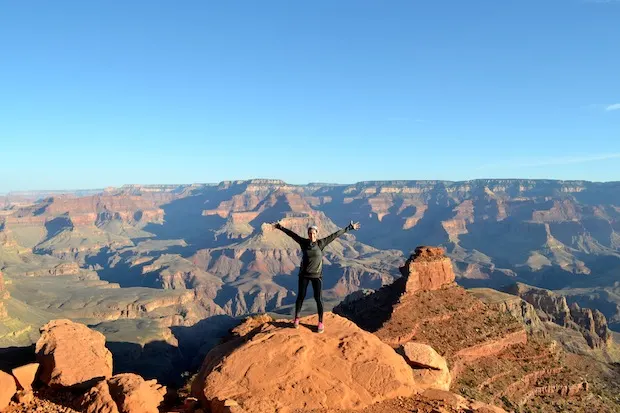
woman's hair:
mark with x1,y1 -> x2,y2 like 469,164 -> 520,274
308,225 -> 318,232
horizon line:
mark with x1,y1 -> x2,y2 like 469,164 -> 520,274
2,177 -> 620,195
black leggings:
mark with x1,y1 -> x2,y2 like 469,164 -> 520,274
295,277 -> 324,323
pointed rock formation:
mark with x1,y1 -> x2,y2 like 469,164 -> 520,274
36,319 -> 113,388
191,313 -> 418,412
399,247 -> 456,294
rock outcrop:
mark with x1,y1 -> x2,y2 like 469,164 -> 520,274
505,283 -> 572,325
36,319 -> 113,388
0,370 -> 17,412
569,303 -> 613,348
81,380 -> 119,413
399,246 -> 456,293
228,313 -> 273,339
191,313 -> 418,412
505,283 -> 613,348
399,342 -> 451,391
11,363 -> 39,392
107,374 -> 166,413
334,247 -> 605,410
80,374 -> 167,413
335,248 -> 524,355
470,288 -> 546,334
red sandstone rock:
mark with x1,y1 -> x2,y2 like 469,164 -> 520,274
400,342 -> 451,391
191,313 -> 418,412
412,246 -> 446,262
400,247 -> 456,293
11,363 -> 39,391
229,314 -> 273,339
0,370 -> 17,412
107,373 -> 166,413
401,342 -> 446,370
80,380 -> 120,413
36,319 -> 113,388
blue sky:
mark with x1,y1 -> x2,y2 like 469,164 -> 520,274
1,0 -> 619,192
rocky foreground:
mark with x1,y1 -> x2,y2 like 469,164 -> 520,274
1,318 -> 166,413
0,314 -> 506,413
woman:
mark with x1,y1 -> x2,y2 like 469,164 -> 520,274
272,220 -> 361,333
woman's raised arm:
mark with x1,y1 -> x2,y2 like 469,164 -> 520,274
272,221 -> 305,244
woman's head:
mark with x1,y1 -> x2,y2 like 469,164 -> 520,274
308,225 -> 318,242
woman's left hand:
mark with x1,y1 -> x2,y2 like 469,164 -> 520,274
350,220 -> 361,230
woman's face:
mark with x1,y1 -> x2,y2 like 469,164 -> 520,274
308,228 -> 318,242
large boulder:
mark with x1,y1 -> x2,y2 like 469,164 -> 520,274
12,363 -> 39,391
400,342 -> 451,391
81,380 -> 119,413
0,369 -> 17,412
107,373 -> 166,413
191,313 -> 418,412
35,319 -> 113,388
80,373 -> 166,413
